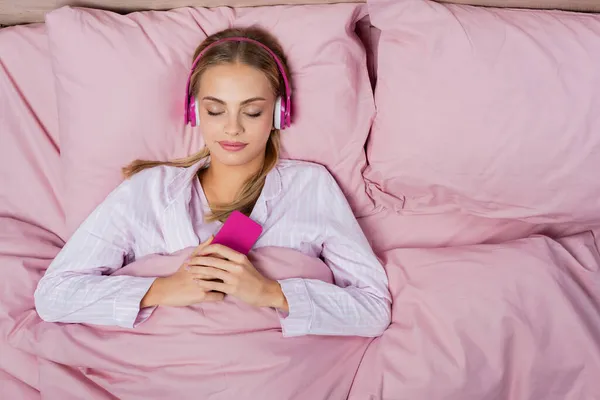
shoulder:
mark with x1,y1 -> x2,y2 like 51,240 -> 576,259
275,159 -> 343,202
276,159 -> 335,186
115,163 -> 191,209
123,164 -> 182,192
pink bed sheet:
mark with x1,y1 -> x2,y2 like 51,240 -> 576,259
348,231 -> 600,399
2,17 -> 600,400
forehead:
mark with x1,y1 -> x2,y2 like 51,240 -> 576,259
198,63 -> 274,100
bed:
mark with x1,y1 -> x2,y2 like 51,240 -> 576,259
1,0 -> 600,399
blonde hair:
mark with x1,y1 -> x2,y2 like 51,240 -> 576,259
122,27 -> 292,222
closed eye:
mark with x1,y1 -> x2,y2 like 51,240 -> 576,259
207,111 -> 224,116
246,112 -> 262,118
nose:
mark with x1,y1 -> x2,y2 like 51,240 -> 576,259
224,113 -> 244,136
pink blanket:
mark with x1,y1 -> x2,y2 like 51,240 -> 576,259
13,247 -> 371,399
0,220 -> 59,398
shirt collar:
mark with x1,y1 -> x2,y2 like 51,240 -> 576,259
165,157 -> 282,205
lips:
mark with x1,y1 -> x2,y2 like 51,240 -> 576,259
218,141 -> 248,152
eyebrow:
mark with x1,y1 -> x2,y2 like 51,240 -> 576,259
202,96 -> 267,106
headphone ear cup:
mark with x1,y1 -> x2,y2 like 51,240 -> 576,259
273,96 -> 282,130
194,99 -> 201,127
188,97 -> 196,126
189,97 -> 200,127
284,97 -> 291,128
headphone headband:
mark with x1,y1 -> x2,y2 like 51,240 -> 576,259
184,36 -> 292,129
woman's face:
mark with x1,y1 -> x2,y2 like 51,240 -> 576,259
197,63 -> 276,168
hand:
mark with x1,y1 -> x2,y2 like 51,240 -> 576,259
186,244 -> 289,311
141,237 -> 225,308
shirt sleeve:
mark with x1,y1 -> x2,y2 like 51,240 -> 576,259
34,177 -> 157,328
277,169 -> 392,337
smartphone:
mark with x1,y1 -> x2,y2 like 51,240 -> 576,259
211,210 -> 263,255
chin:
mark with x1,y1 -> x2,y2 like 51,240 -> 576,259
212,150 -> 255,167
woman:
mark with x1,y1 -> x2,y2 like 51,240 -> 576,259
34,27 -> 391,338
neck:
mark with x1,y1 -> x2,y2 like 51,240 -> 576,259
201,155 -> 265,204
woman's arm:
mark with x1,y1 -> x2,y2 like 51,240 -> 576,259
34,177 -> 157,328
277,169 -> 392,337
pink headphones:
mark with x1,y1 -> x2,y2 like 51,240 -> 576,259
184,37 -> 292,130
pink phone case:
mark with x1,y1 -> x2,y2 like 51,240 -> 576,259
211,211 -> 263,255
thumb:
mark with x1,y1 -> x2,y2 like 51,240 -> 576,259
192,235 -> 213,256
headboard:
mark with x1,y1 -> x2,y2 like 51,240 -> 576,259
1,0 -> 598,25
0,0 -> 357,25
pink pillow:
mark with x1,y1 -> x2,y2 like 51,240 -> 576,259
365,0 -> 600,224
46,5 -> 375,234
355,16 -> 381,89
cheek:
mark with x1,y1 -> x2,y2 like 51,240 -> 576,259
248,121 -> 273,145
250,113 -> 274,134
199,116 -> 221,133
199,122 -> 220,149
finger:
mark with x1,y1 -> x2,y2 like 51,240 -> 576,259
186,266 -> 231,282
198,244 -> 247,264
194,278 -> 231,294
190,235 -> 214,258
187,256 -> 242,273
203,291 -> 225,302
